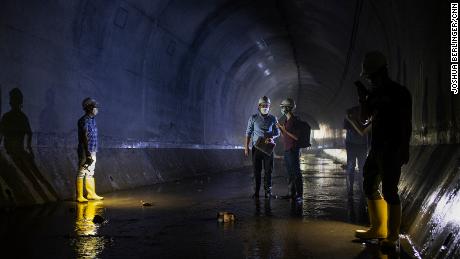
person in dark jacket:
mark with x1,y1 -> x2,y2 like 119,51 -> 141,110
350,51 -> 412,248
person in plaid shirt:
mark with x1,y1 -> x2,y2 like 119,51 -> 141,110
76,97 -> 103,202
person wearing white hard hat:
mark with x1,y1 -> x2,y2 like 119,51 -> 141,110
245,96 -> 280,199
350,51 -> 412,249
76,97 -> 104,202
275,98 -> 303,204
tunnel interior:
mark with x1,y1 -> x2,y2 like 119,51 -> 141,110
1,0 -> 454,147
0,0 -> 459,258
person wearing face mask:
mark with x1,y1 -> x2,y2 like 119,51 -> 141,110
351,51 -> 412,249
275,98 -> 303,204
76,97 -> 104,202
245,96 -> 280,199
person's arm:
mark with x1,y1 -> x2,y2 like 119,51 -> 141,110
355,81 -> 372,120
79,118 -> 93,163
281,125 -> 298,140
284,128 -> 298,141
244,116 -> 254,156
276,122 -> 298,141
346,114 -> 371,136
271,117 -> 280,140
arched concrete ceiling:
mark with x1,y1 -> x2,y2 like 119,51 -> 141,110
0,0 -> 454,146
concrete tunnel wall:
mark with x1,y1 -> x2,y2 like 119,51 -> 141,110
0,0 -> 459,257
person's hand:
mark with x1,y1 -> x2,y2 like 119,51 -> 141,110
85,156 -> 94,167
276,123 -> 285,132
244,146 -> 249,157
264,137 -> 274,144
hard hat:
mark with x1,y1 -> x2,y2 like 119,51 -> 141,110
258,96 -> 271,105
82,97 -> 98,110
361,51 -> 387,76
280,98 -> 296,109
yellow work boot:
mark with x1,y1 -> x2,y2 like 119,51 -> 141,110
355,198 -> 388,239
381,203 -> 401,247
76,178 -> 88,203
85,177 -> 104,200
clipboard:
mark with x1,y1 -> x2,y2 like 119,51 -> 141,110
254,137 -> 276,156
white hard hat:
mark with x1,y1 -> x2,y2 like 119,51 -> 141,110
280,98 -> 296,109
258,96 -> 271,105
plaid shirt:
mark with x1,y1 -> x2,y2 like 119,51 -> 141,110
78,114 -> 98,153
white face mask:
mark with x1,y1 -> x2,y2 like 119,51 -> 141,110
92,107 -> 98,116
260,107 -> 269,115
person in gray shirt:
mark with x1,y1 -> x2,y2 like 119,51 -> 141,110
244,96 -> 280,199
343,105 -> 369,196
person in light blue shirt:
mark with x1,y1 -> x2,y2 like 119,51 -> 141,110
244,96 -> 280,199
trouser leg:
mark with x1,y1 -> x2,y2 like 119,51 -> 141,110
356,144 -> 368,193
263,152 -> 274,193
346,144 -> 357,195
77,149 -> 88,179
380,150 -> 403,245
284,151 -> 295,197
381,152 -> 401,205
292,148 -> 302,198
252,148 -> 262,195
76,150 -> 89,202
362,151 -> 383,200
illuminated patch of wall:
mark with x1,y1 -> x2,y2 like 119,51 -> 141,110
311,123 -> 344,148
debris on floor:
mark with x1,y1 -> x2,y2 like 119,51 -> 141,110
217,211 -> 235,223
141,200 -> 153,206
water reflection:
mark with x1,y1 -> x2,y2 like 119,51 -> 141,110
246,199 -> 276,258
74,201 -> 106,259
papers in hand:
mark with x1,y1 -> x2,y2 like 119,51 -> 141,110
254,137 -> 276,156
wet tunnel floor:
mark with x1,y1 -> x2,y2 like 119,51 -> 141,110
0,152 -> 408,258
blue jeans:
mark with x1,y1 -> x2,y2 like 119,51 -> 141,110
284,148 -> 302,198
345,143 -> 367,194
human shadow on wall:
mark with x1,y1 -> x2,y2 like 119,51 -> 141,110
0,88 -> 59,204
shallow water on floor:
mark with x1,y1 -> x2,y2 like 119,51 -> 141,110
0,151 -> 410,258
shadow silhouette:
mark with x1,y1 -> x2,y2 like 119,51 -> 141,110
0,88 -> 59,204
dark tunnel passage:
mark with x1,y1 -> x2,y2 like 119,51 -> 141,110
0,0 -> 459,258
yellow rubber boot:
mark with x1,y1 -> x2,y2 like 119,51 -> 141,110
85,177 -> 104,200
381,203 -> 401,247
76,178 -> 88,203
355,198 -> 388,239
